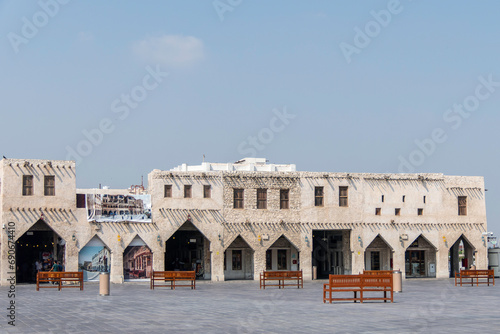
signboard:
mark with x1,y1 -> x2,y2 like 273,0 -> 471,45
85,193 -> 151,223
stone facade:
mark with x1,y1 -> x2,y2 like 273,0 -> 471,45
0,157 -> 489,285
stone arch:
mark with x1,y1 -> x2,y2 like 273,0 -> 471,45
123,235 -> 153,280
365,234 -> 394,271
78,235 -> 111,281
15,219 -> 66,283
164,220 -> 211,279
405,234 -> 437,278
449,234 -> 476,277
265,234 -> 300,271
224,234 -> 255,280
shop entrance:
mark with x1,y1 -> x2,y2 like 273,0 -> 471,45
165,221 -> 209,279
312,230 -> 345,278
406,250 -> 425,276
15,219 -> 65,283
365,235 -> 393,271
405,235 -> 437,278
266,235 -> 300,271
224,235 -> 254,280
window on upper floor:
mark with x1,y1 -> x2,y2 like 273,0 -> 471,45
257,189 -> 267,209
280,189 -> 290,209
402,195 -> 406,203
203,185 -> 211,198
76,194 -> 86,208
315,187 -> 324,207
339,186 -> 348,207
184,185 -> 192,198
44,175 -> 55,196
382,195 -> 385,202
458,196 -> 467,216
164,185 -> 172,198
22,175 -> 33,196
423,196 -> 426,204
234,189 -> 244,209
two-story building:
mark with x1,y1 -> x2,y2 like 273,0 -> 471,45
0,157 -> 488,285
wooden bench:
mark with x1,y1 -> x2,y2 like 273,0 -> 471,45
323,274 -> 393,303
259,270 -> 303,289
455,269 -> 495,287
36,272 -> 84,291
150,271 -> 196,290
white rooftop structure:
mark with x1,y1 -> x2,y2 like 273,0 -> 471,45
170,158 -> 296,172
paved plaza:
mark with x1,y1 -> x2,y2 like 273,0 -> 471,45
1,279 -> 499,334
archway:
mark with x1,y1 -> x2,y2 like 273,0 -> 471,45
165,221 -> 211,279
266,235 -> 300,271
405,235 -> 437,278
365,235 -> 393,271
15,219 -> 65,283
312,230 -> 349,278
123,235 -> 152,280
78,235 -> 111,281
449,235 -> 475,277
224,235 -> 254,280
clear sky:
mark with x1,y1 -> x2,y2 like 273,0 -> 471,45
1,1 -> 499,237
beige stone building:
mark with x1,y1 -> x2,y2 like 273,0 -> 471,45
0,157 -> 489,285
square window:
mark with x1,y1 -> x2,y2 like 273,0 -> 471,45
22,175 -> 33,196
234,189 -> 244,209
44,175 -> 55,196
395,208 -> 401,216
203,185 -> 211,198
339,186 -> 348,207
418,208 -> 423,216
184,185 -> 192,198
280,189 -> 289,209
164,185 -> 172,198
315,187 -> 324,207
375,208 -> 381,215
458,196 -> 467,216
257,189 -> 267,209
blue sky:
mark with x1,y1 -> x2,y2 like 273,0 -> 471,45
1,1 -> 499,237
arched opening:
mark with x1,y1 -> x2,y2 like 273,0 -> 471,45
15,219 -> 65,283
449,235 -> 475,277
365,235 -> 394,271
165,221 -> 211,279
265,235 -> 300,271
224,235 -> 254,280
124,235 -> 153,280
78,235 -> 111,281
405,235 -> 437,278
312,230 -> 350,278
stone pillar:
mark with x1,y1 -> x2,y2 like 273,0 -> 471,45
210,244 -> 225,282
301,237 -> 313,280
64,241 -> 79,272
152,248 -> 164,271
393,248 -> 406,279
253,248 -> 266,281
110,247 -> 124,284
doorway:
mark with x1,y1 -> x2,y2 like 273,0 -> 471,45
406,250 -> 425,276
15,220 -> 64,283
165,221 -> 209,279
312,230 -> 345,278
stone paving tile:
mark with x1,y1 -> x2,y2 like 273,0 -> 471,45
0,279 -> 499,333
